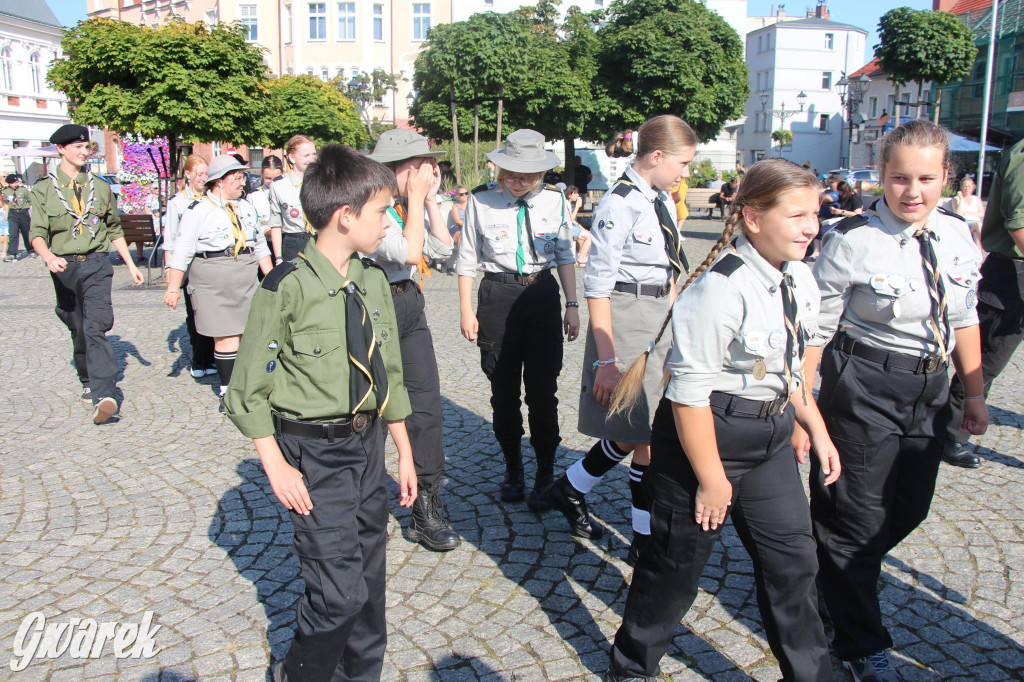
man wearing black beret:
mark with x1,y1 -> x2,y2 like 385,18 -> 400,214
30,124 -> 144,424
2,172 -> 33,261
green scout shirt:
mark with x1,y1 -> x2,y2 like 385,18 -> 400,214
981,137 -> 1024,258
1,185 -> 30,210
225,242 -> 412,439
28,168 -> 122,255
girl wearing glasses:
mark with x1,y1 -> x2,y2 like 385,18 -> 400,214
455,129 -> 580,511
449,185 -> 469,249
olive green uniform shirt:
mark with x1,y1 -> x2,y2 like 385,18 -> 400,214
2,185 -> 30,210
28,168 -> 121,255
981,137 -> 1024,258
225,242 -> 412,439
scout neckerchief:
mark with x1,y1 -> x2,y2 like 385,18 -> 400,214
514,197 -> 539,275
780,273 -> 808,409
387,201 -> 433,290
287,170 -> 315,235
913,227 -> 950,362
615,174 -> 689,277
206,195 -> 248,257
49,170 -> 96,239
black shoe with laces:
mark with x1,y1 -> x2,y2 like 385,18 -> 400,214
409,482 -> 461,552
942,441 -> 981,469
546,475 -> 603,539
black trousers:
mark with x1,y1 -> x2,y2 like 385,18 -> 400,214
946,255 -> 1024,446
610,398 -> 831,682
182,273 -> 214,370
278,419 -> 388,682
810,344 -> 949,661
391,282 -> 445,488
50,256 -> 117,403
282,232 -> 311,263
7,209 -> 31,256
475,271 -> 563,459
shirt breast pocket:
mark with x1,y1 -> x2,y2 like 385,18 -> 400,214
945,264 -> 980,319
533,232 -> 558,258
292,329 -> 343,384
483,225 -> 511,256
867,273 -> 912,322
627,229 -> 657,260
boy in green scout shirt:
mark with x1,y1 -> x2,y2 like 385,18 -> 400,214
30,125 -> 144,424
225,143 -> 416,682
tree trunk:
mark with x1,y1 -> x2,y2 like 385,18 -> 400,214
473,100 -> 480,177
917,80 -> 924,120
496,83 -> 504,149
893,83 -> 901,127
450,85 -> 461,184
933,87 -> 942,124
564,137 -> 576,187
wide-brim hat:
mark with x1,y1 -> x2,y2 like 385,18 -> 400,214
368,129 -> 445,164
206,155 -> 248,182
486,129 -> 559,173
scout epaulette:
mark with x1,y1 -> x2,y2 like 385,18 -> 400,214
272,175 -> 285,182
833,213 -> 869,235
472,182 -> 498,195
261,261 -> 297,291
710,252 -> 745,277
938,205 -> 966,222
543,183 -> 561,192
187,200 -> 201,210
360,256 -> 386,273
611,182 -> 636,199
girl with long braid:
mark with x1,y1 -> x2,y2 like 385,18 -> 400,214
606,159 -> 840,682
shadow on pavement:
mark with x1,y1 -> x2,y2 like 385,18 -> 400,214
138,669 -> 198,681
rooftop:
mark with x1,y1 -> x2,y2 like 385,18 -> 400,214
749,16 -> 868,36
0,0 -> 61,28
849,58 -> 884,79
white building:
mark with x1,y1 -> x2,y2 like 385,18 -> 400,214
0,0 -> 71,180
737,13 -> 867,172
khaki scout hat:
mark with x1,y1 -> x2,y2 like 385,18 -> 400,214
486,129 -> 560,173
367,129 -> 445,164
206,155 -> 248,182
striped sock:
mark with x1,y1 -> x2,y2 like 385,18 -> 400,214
213,351 -> 236,393
567,439 -> 631,494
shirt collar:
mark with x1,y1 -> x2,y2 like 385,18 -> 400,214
499,184 -> 540,209
624,165 -> 659,202
205,192 -> 235,210
874,196 -> 936,238
301,242 -> 365,297
55,167 -> 87,186
288,170 -> 302,187
735,233 -> 788,291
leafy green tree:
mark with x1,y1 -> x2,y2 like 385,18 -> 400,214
875,7 -> 977,124
589,0 -> 748,143
48,17 -> 272,154
266,75 -> 367,149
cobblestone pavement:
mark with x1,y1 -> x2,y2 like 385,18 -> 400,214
1,218 -> 1022,682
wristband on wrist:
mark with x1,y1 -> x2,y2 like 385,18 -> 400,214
593,357 -> 618,369
565,301 -> 579,308
964,394 -> 985,400
167,288 -> 180,294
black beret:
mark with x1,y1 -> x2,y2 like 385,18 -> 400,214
49,124 -> 90,145
5,174 -> 18,184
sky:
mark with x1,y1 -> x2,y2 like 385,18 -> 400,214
747,0 -> 935,65
44,0 -> 87,27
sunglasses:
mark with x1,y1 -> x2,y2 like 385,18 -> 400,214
505,175 -> 537,185
457,192 -> 468,196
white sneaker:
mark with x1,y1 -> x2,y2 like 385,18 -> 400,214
190,367 -> 205,378
205,367 -> 218,376
92,397 -> 118,424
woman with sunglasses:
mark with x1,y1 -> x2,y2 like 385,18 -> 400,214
456,129 -> 580,510
450,185 -> 469,249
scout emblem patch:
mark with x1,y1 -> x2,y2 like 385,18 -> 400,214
753,358 -> 767,380
290,208 -> 301,219
966,290 -> 976,309
266,361 -> 276,372
268,340 -> 279,351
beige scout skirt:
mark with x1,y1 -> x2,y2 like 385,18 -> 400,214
578,288 -> 673,443
187,252 -> 260,337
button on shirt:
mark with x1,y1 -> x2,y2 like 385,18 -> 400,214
363,205 -> 454,283
455,183 -> 574,276
29,169 -> 121,255
665,235 -> 820,407
167,194 -> 271,271
813,198 -> 981,356
584,165 -> 675,298
162,189 -> 202,254
268,171 -> 308,234
224,245 -> 411,438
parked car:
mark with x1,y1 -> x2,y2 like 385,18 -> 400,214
97,173 -> 121,199
846,168 -> 880,192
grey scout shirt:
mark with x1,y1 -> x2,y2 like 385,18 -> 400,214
163,189 -> 202,254
584,165 -> 675,298
267,171 -> 308,234
665,234 -> 820,407
363,206 -> 454,284
247,187 -> 272,231
812,198 -> 981,357
455,182 -> 574,277
167,194 -> 271,272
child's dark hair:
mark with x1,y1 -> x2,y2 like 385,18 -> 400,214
262,155 -> 284,172
605,129 -> 635,158
880,119 -> 950,173
300,144 -> 397,230
609,157 -> 820,416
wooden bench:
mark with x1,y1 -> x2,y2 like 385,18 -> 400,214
120,214 -> 161,284
684,187 -> 721,216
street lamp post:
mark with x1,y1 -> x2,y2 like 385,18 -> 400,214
760,90 -> 808,157
836,73 -> 871,168
345,76 -> 374,135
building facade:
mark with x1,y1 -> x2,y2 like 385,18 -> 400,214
0,0 -> 71,180
736,11 -> 867,172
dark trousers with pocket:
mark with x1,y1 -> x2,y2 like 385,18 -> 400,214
282,232 -> 311,263
50,256 -> 118,403
945,255 -> 1024,446
810,344 -> 949,661
475,271 -> 563,459
392,282 -> 446,488
610,397 -> 831,682
277,419 -> 388,682
7,209 -> 31,256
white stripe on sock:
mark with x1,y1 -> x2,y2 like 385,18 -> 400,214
566,459 -> 602,495
601,439 -> 628,463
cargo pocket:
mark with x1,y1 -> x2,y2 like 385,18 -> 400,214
479,340 -> 501,378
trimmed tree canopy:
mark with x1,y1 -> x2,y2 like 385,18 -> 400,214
266,75 -> 367,149
875,7 -> 977,88
48,17 -> 271,145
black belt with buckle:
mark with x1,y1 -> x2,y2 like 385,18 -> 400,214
710,391 -> 787,418
283,232 -> 309,239
834,333 -> 945,374
57,252 -> 106,262
484,270 -> 549,286
197,247 -> 254,259
614,281 -> 671,298
390,280 -> 415,296
272,412 -> 375,440
9,207 -> 28,213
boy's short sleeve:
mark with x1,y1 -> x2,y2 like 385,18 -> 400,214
225,285 -> 287,438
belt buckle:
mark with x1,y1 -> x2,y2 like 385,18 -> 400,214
73,255 -> 87,262
351,413 -> 369,433
524,273 -> 538,286
923,357 -> 939,373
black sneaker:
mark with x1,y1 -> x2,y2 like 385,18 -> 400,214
218,396 -> 226,413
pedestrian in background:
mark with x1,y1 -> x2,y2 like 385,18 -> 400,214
269,135 -> 317,263
3,173 -> 33,261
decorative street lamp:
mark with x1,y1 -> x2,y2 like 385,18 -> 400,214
836,73 -> 871,168
344,76 -> 374,134
760,90 -> 808,157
